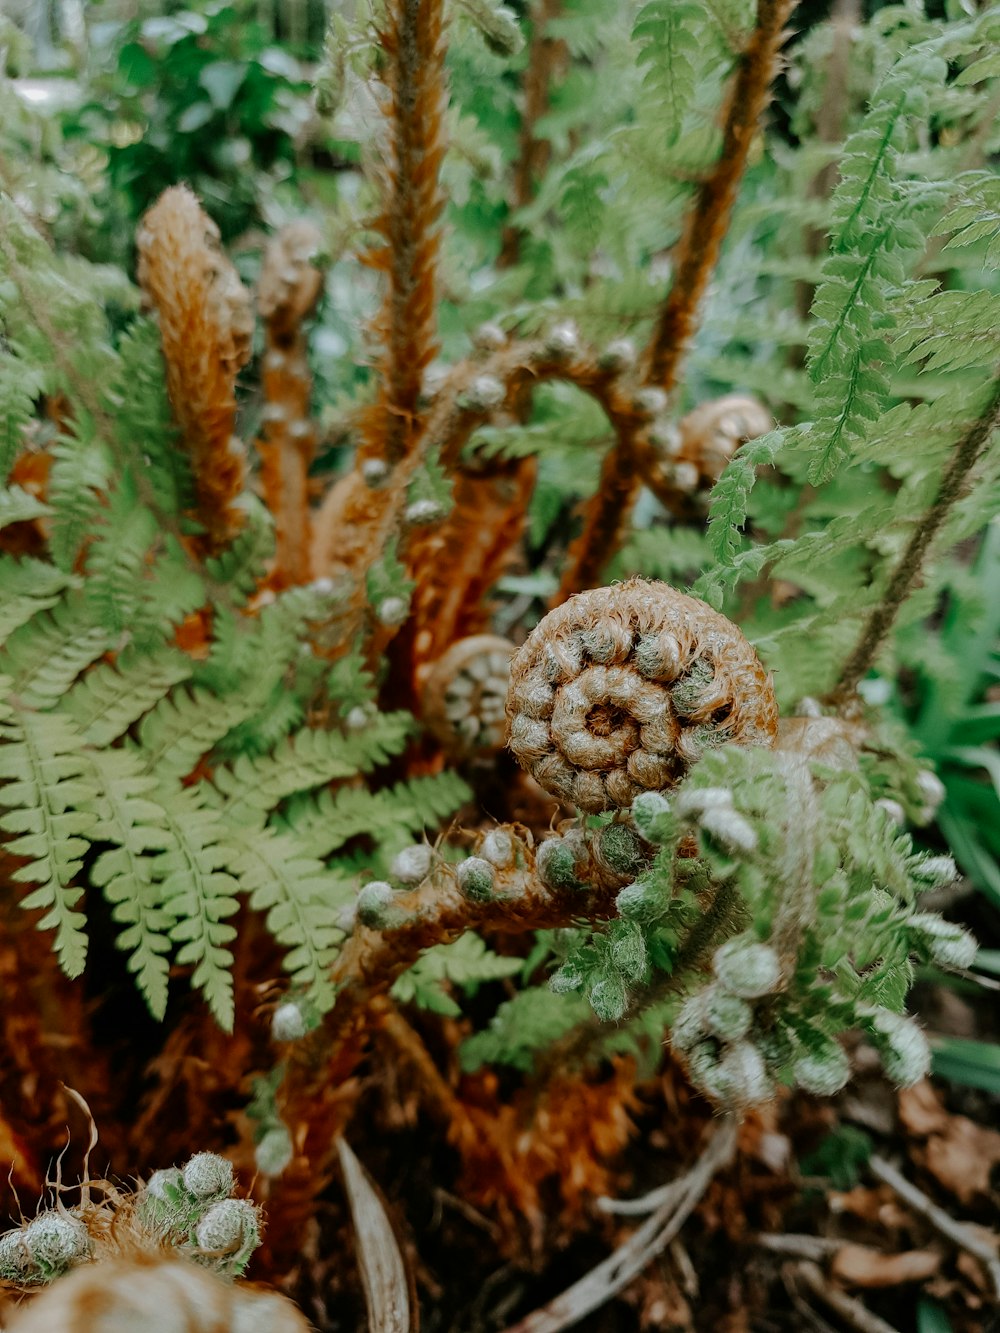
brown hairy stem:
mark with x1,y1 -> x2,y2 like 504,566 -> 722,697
498,0 -> 567,267
829,378 -> 1000,703
558,0 -> 797,600
308,0 -> 448,644
256,223 -> 324,587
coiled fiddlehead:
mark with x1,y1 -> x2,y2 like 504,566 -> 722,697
506,579 -> 778,812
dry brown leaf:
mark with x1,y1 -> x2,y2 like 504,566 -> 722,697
899,1081 -> 950,1137
337,1136 -> 413,1333
831,1243 -> 941,1287
923,1116 -> 1000,1207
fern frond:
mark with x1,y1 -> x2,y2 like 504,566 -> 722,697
0,595 -> 112,709
60,645 -> 192,747
0,557 -> 75,645
83,478 -> 161,636
0,484 -> 50,531
212,711 -> 412,827
84,747 -> 175,1019
202,495 -> 275,601
46,429 -> 111,571
153,785 -> 241,1029
392,932 -> 522,1016
459,985 -> 589,1071
0,695 -> 96,976
286,769 -> 472,859
0,356 -> 43,480
229,828 -> 350,1012
135,685 -> 261,782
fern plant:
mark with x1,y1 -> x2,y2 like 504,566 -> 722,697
1,0 -> 999,1324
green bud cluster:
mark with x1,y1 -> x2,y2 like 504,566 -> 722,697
457,855 -> 496,901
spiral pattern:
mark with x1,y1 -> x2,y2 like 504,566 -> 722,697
422,635 -> 515,754
505,580 -> 778,812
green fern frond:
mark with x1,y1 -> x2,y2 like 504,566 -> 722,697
136,686 -> 261,782
0,356 -> 44,481
459,985 -> 589,1071
83,478 -> 161,636
0,484 -> 50,531
46,429 -> 112,572
212,711 -> 412,827
633,1 -> 710,146
0,696 -> 97,976
202,496 -> 275,601
0,557 -> 75,645
286,770 -> 472,859
228,828 -> 349,1012
84,747 -> 175,1019
0,595 -> 112,710
392,933 -> 522,1017
110,316 -> 191,515
153,785 -> 241,1030
60,646 -> 192,747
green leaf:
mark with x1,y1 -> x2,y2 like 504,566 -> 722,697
931,1036 -> 1000,1094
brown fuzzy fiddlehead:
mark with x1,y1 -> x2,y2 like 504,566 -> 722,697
506,578 -> 778,812
136,186 -> 253,554
421,634 -> 515,755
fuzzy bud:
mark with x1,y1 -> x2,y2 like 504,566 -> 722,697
593,822 -> 647,881
480,829 -> 515,868
182,1152 -> 234,1202
669,461 -> 701,494
908,914 -> 978,970
392,844 -> 433,884
910,854 -> 958,890
361,457 -> 389,487
609,927 -> 648,982
146,1166 -> 184,1203
255,1125 -> 294,1178
376,595 -> 409,627
674,786 -> 734,818
0,1229 -> 30,1281
597,338 -> 636,372
713,937 -> 781,999
542,321 -> 579,359
472,321 -> 507,353
457,856 -> 496,901
793,1041 -> 851,1097
589,976 -> 628,1023
875,797 -> 906,828
697,1040 -> 772,1108
549,962 -> 584,994
356,880 -> 398,928
632,386 -> 669,418
703,987 -> 753,1041
914,769 -> 946,819
869,1009 -> 931,1087
630,790 -> 673,843
345,705 -> 369,731
536,836 -> 585,891
404,497 -> 446,527
461,0 -> 525,56
459,373 -> 507,412
671,993 -> 709,1051
614,877 -> 661,924
648,418 -> 682,456
195,1198 -> 260,1256
24,1213 -> 91,1275
271,1001 -> 307,1043
698,806 -> 758,855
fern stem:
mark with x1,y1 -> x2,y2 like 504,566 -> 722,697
363,0 -> 447,470
557,0 -> 797,599
830,378 -> 1000,701
498,0 -> 566,267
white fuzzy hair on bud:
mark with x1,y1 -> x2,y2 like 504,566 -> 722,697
912,854 -> 958,889
182,1152 -> 234,1201
697,1041 -> 772,1108
793,1042 -> 851,1096
875,797 -> 906,827
24,1213 -> 91,1273
405,497 -> 446,526
870,1009 -> 931,1087
472,321 -> 507,352
195,1198 -> 259,1255
909,913 -> 977,970
462,373 -> 506,411
632,386 -> 669,417
713,936 -> 781,999
457,856 -> 496,901
480,829 -> 514,867
914,769 -> 946,818
361,457 -> 389,487
675,786 -> 734,817
356,880 -> 397,927
376,595 -> 409,627
255,1125 -> 294,1178
597,338 -> 636,371
698,806 -> 757,854
542,321 -> 579,358
271,1001 -> 307,1043
392,844 -> 433,884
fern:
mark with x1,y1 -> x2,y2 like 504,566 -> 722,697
460,985 -> 590,1071
0,557 -> 75,645
153,785 -> 241,1030
0,355 -> 43,480
0,692 -> 96,976
211,711 -> 412,826
392,933 -> 522,1017
60,645 -> 192,746
0,595 -> 112,709
84,747 -> 175,1019
0,484 -> 50,532
136,685 -> 261,782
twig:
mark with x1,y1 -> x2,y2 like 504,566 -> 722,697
558,0 -> 798,599
645,0 -> 798,386
829,378 -> 1000,701
869,1153 -> 1000,1299
499,1115 -> 738,1333
795,1261 -> 902,1333
756,1233 -> 843,1262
